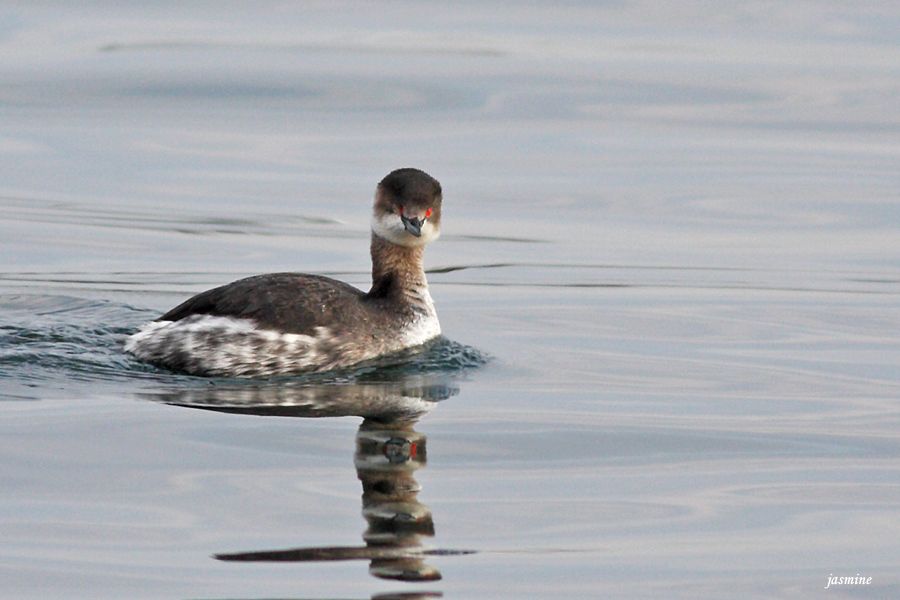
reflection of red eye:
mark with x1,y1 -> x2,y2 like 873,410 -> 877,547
425,208 -> 433,218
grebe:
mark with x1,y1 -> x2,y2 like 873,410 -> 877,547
126,168 -> 443,377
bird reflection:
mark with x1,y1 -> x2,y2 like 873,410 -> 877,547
139,374 -> 473,583
355,420 -> 438,581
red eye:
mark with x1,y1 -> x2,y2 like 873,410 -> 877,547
398,206 -> 404,215
425,208 -> 433,218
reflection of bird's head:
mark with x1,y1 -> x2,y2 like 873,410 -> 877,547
356,428 -> 427,472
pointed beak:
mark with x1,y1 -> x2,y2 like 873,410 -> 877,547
401,214 -> 424,237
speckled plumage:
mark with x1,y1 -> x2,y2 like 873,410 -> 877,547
125,168 -> 443,377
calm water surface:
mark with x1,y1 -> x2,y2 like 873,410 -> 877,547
2,3 -> 900,599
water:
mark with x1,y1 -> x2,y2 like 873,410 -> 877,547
2,2 -> 900,598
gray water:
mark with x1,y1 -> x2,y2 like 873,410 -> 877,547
2,2 -> 900,598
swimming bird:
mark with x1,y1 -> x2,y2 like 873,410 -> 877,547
126,168 -> 443,377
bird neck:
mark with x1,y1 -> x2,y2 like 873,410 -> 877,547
368,233 -> 428,299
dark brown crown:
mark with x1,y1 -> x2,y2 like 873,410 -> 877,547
376,168 -> 442,222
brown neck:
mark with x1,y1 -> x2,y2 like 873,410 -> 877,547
368,233 -> 427,299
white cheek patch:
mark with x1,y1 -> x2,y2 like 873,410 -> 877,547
371,213 -> 440,247
371,212 -> 408,245
418,220 -> 440,244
